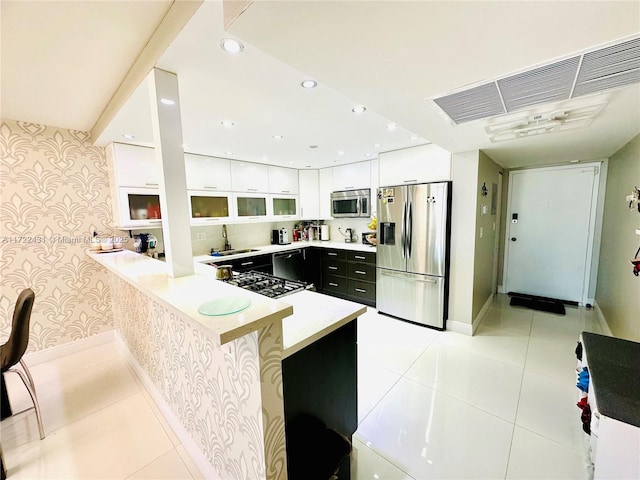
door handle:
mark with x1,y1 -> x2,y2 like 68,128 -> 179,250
511,237 -> 517,242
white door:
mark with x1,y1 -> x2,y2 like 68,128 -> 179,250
504,164 -> 600,304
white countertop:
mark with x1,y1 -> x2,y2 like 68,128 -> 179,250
194,240 -> 376,264
88,249 -> 366,354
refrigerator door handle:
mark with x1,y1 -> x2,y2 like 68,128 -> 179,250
401,200 -> 407,259
380,270 -> 438,283
407,201 -> 413,258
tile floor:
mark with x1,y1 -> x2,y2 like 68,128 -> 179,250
0,294 -> 601,479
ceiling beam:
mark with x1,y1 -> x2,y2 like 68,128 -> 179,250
90,0 -> 203,143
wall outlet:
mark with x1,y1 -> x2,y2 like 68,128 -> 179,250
196,232 -> 206,241
636,229 -> 640,236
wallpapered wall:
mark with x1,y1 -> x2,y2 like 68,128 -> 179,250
0,119 -> 114,351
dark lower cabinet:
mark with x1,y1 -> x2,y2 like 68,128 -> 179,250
320,248 -> 376,306
282,320 -> 357,480
303,247 -> 323,289
210,253 -> 273,274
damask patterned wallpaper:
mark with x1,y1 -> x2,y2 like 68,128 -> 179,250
0,119 -> 115,351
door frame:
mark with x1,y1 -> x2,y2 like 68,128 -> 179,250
502,162 -> 602,306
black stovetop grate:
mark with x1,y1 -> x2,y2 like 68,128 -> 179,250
225,271 -> 310,299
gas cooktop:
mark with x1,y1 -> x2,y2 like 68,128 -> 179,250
225,271 -> 312,299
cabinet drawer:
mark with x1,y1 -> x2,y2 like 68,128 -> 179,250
322,249 -> 347,261
348,251 -> 376,265
347,263 -> 375,282
323,260 -> 347,277
323,275 -> 348,294
348,279 -> 376,302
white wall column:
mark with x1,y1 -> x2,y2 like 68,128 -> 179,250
148,68 -> 194,277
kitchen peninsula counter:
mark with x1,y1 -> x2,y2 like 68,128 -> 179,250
86,249 -> 365,480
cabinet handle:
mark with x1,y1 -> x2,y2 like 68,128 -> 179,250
328,266 -> 338,270
328,252 -> 337,256
354,255 -> 365,260
329,282 -> 339,287
205,218 -> 220,222
247,188 -> 258,192
355,270 -> 366,275
355,288 -> 367,293
204,186 -> 217,189
145,182 -> 159,186
403,179 -> 418,183
345,186 -> 354,189
281,190 -> 290,193
240,261 -> 254,266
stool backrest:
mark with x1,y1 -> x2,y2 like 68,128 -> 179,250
1,288 -> 35,372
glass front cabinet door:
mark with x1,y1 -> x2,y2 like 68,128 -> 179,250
189,191 -> 231,224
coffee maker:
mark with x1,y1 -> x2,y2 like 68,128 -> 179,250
271,228 -> 290,245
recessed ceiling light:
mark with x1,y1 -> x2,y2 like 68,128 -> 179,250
160,98 -> 175,105
373,143 -> 381,148
220,38 -> 244,54
288,162 -> 296,166
338,150 -> 344,156
352,105 -> 367,114
309,145 -> 319,149
305,165 -> 312,168
365,153 -> 374,157
262,156 -> 269,162
333,160 -> 338,163
122,134 -> 135,140
272,135 -> 284,140
301,80 -> 317,89
182,143 -> 190,149
220,120 -> 235,128
225,151 -> 234,155
386,123 -> 398,130
410,135 -> 419,140
569,160 -> 580,163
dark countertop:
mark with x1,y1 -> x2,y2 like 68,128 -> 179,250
582,332 -> 640,428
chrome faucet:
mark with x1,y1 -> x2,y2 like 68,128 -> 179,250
222,224 -> 232,251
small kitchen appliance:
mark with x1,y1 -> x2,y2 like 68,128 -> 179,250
331,189 -> 371,218
271,228 -> 290,245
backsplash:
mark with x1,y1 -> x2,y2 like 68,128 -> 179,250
0,119 -> 115,351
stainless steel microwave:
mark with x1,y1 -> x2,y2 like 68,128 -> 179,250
331,189 -> 370,218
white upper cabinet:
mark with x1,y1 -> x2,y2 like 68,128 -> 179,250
319,167 -> 333,219
268,165 -> 299,194
185,153 -> 232,191
379,144 -> 451,186
111,143 -> 160,188
298,169 -> 320,219
231,161 -> 269,193
332,161 -> 370,191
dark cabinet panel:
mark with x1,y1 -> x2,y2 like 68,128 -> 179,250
322,259 -> 347,278
348,279 -> 376,303
347,263 -> 375,282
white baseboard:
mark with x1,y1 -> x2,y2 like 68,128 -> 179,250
472,295 -> 495,335
24,330 -> 115,366
593,301 -> 613,336
114,334 -> 220,480
447,320 -> 473,336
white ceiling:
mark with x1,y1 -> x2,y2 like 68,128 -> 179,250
3,1 -> 639,170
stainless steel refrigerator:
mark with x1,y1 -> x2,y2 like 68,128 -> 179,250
376,182 -> 451,329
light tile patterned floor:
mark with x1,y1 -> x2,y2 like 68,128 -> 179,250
1,294 -> 600,479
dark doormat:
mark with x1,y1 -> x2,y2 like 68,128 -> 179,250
509,296 -> 566,315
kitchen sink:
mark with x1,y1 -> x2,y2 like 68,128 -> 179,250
212,248 -> 260,256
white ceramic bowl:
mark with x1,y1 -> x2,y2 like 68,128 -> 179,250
101,238 -> 114,250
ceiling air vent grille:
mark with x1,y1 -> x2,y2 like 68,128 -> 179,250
497,56 -> 580,112
432,82 -> 505,124
432,36 -> 640,125
573,37 -> 640,97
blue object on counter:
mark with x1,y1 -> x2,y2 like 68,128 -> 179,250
212,253 -> 221,257
577,367 -> 590,392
